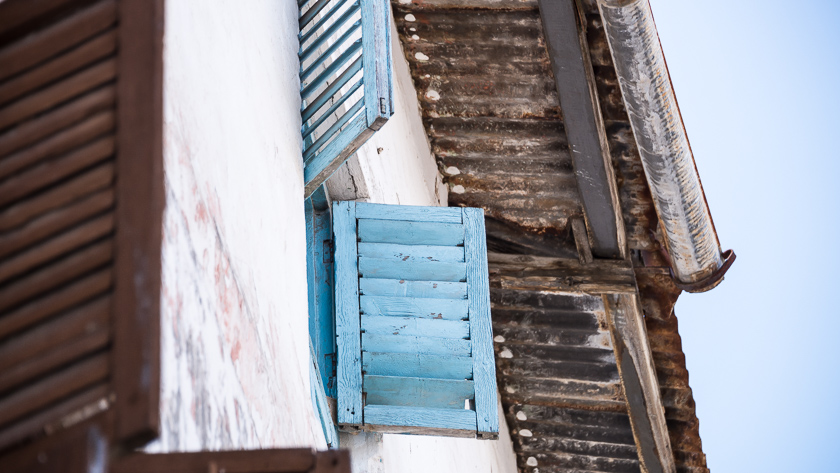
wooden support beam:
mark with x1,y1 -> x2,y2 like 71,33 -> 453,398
487,252 -> 635,295
603,293 -> 676,473
538,0 -> 625,259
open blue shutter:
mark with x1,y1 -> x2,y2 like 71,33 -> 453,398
298,0 -> 393,197
333,202 -> 499,439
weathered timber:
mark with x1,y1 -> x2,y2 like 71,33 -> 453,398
113,448 -> 350,473
488,251 -> 635,294
538,0 -> 625,259
604,293 -> 676,473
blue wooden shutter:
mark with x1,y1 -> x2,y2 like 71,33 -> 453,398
333,202 -> 499,439
298,0 -> 393,197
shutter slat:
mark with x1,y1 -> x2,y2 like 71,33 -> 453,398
362,352 -> 473,380
0,353 -> 108,426
356,201 -> 463,223
358,219 -> 465,246
0,29 -> 117,106
303,98 -> 364,162
358,242 -> 464,263
359,257 -> 466,282
361,315 -> 469,339
0,59 -> 116,130
0,136 -> 114,207
360,295 -> 468,320
0,189 -> 113,259
363,375 -> 475,409
0,86 -> 115,157
362,333 -> 471,357
0,296 -> 109,372
0,239 -> 112,312
334,201 -> 362,426
0,213 -> 112,284
0,162 -> 113,232
0,270 -> 110,339
364,405 -> 477,433
359,278 -> 467,299
0,0 -> 116,82
0,110 -> 115,181
0,327 -> 109,394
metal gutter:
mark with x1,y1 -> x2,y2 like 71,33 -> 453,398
597,0 -> 735,291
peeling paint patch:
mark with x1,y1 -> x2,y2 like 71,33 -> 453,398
516,411 -> 527,421
444,166 -> 460,176
519,429 -> 533,437
493,335 -> 505,343
405,13 -> 416,22
500,348 -> 513,358
451,184 -> 465,194
411,34 -> 420,40
526,457 -> 538,467
415,52 -> 430,62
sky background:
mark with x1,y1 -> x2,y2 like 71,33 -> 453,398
646,1 -> 840,471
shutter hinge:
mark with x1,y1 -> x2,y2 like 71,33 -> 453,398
380,97 -> 387,114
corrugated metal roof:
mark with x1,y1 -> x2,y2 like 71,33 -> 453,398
392,1 -> 709,472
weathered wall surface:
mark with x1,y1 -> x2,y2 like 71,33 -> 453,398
152,0 -> 325,451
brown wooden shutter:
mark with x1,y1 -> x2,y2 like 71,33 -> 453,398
0,0 -> 163,452
112,450 -> 351,473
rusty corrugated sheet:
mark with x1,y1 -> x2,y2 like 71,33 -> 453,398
392,1 -> 708,472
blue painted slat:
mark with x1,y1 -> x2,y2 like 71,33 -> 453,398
361,0 -> 392,127
300,39 -> 362,99
363,375 -> 475,409
299,0 -> 330,29
304,113 -> 368,188
334,201 -> 362,426
463,207 -> 499,437
302,79 -> 362,140
358,219 -> 465,246
359,257 -> 466,282
362,315 -> 469,339
300,1 -> 360,61
300,20 -> 362,83
310,342 -> 339,447
359,279 -> 467,299
301,55 -> 361,121
360,296 -> 468,320
358,242 -> 465,263
303,99 -> 364,162
364,405 -> 477,432
362,333 -> 471,357
362,352 -> 473,379
356,202 -> 463,224
313,197 -> 335,397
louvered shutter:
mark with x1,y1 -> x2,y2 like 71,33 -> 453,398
0,0 -> 163,451
112,449 -> 350,473
298,0 -> 393,197
333,202 -> 499,439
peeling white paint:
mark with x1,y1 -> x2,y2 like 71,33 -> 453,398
500,348 -> 513,359
411,34 -> 420,40
444,166 -> 461,176
405,13 -> 416,22
399,0 -> 412,3
526,457 -> 538,467
415,52 -> 430,61
409,27 -> 417,32
451,184 -> 465,194
519,429 -> 533,438
505,385 -> 516,394
516,411 -> 527,421
493,335 -> 505,343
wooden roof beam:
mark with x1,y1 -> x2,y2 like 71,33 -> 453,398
603,293 -> 677,473
538,0 -> 626,260
487,252 -> 635,295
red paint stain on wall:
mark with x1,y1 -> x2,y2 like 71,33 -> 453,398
231,339 -> 241,363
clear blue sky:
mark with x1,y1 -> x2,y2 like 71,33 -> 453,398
647,0 -> 840,471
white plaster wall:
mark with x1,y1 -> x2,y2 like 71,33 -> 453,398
153,0 -> 325,451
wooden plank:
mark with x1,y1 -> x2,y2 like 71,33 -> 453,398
0,269 -> 111,339
361,295 -> 468,320
364,405 -> 477,433
358,242 -> 464,262
362,0 -> 392,129
309,343 -> 338,448
0,58 -> 117,130
359,256 -> 466,282
0,29 -> 117,106
359,278 -> 467,299
0,86 -> 115,157
0,240 -> 112,313
571,217 -> 594,264
0,295 -> 109,371
362,352 -> 473,379
0,213 -> 113,284
113,449 -> 350,473
464,207 -> 498,438
333,200 -> 362,427
0,110 -> 115,181
604,294 -> 676,473
0,0 -> 116,82
356,202 -> 462,224
0,383 -> 109,451
0,162 -> 114,232
0,189 -> 113,259
304,113 -> 372,197
112,0 -> 163,445
0,352 -> 109,426
538,0 -> 625,258
363,375 -> 474,409
488,251 -> 637,295
0,0 -> 79,35
362,333 -> 470,357
358,219 -> 464,246
361,314 -> 469,339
